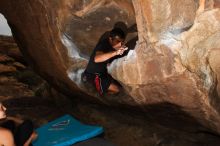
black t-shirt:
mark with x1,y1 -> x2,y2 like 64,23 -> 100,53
85,38 -> 115,74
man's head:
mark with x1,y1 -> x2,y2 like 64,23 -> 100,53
109,28 -> 125,49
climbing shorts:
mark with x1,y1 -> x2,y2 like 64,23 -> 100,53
82,71 -> 112,95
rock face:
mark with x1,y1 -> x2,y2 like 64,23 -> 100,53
0,0 -> 220,134
109,0 -> 220,132
1,39 -> 220,146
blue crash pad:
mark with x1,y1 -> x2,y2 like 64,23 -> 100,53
32,115 -> 103,146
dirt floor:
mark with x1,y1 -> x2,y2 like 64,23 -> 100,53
1,35 -> 220,146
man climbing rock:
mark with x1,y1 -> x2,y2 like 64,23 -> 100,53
82,28 -> 128,95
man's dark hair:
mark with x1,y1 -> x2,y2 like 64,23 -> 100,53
109,28 -> 125,40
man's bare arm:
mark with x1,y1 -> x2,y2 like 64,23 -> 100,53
94,48 -> 127,63
94,51 -> 117,63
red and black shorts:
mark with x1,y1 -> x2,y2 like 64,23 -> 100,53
82,71 -> 112,95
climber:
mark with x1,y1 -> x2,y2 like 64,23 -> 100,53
82,28 -> 128,95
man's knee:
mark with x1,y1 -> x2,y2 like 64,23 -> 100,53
108,83 -> 120,94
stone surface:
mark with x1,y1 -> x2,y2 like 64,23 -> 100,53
0,36 -> 23,63
109,8 -> 220,133
0,0 -> 220,136
0,44 -> 220,146
132,0 -> 197,43
109,1 -> 220,133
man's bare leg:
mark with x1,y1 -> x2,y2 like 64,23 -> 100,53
196,0 -> 206,16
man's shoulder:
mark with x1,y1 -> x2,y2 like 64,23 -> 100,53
97,38 -> 108,46
95,38 -> 112,52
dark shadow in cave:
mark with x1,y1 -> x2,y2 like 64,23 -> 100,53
2,90 -> 220,146
69,95 -> 220,146
142,102 -> 220,145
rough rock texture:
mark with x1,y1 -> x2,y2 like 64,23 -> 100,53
0,0 -> 136,102
0,0 -> 220,135
65,0 -> 135,57
2,36 -> 220,146
109,0 -> 220,133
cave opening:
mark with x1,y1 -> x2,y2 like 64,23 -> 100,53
0,13 -> 12,36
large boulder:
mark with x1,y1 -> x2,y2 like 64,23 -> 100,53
109,0 -> 220,132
